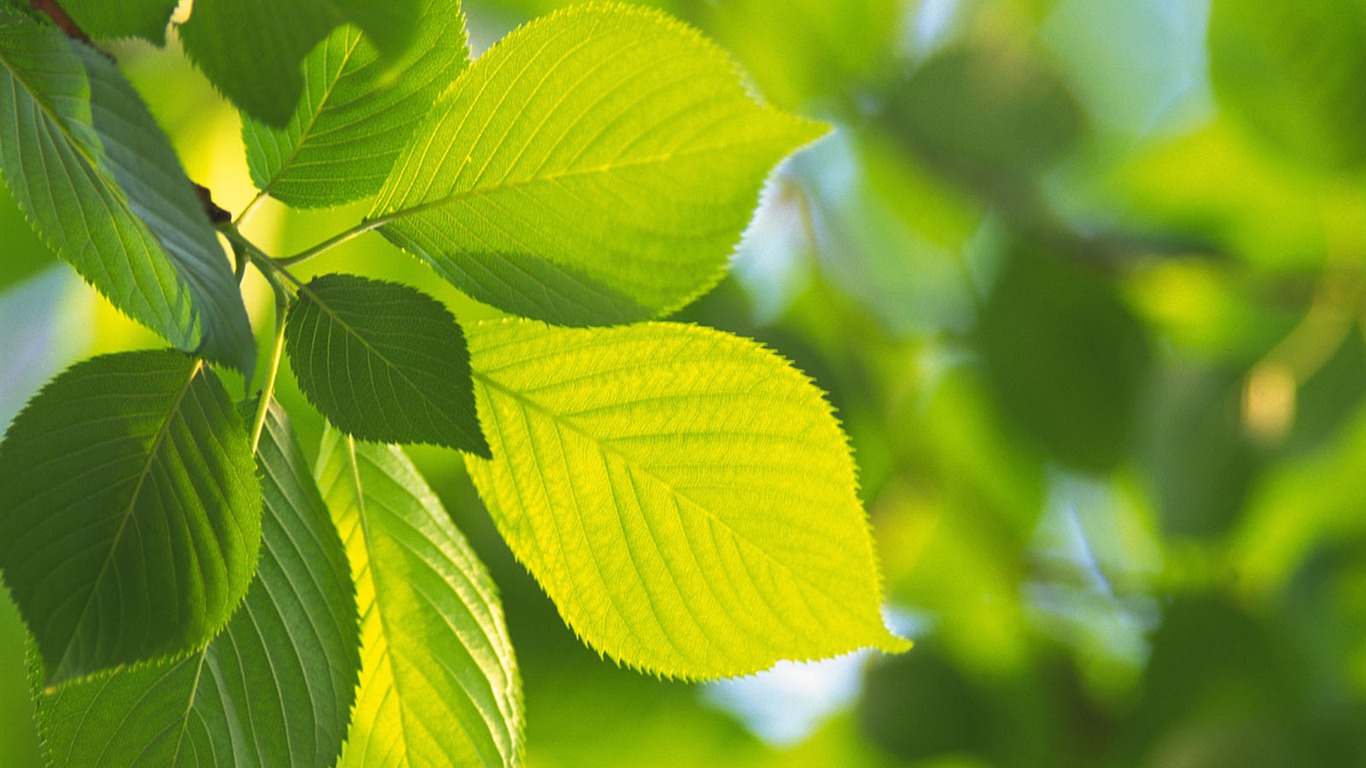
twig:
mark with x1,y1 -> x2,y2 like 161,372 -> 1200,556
28,0 -> 113,61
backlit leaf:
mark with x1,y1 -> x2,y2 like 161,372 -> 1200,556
36,402 -> 361,768
243,0 -> 468,207
317,432 -> 523,768
284,274 -> 488,455
180,0 -> 422,127
0,350 -> 261,684
371,4 -> 825,326
464,319 -> 907,678
0,13 -> 256,373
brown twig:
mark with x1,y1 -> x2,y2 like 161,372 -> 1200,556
194,183 -> 232,225
28,0 -> 113,61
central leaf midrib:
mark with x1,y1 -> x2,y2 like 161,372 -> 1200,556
470,369 -> 849,605
300,284 -> 457,430
343,439 -> 497,767
1,33 -> 206,351
59,359 -> 203,676
259,29 -> 365,196
371,134 -> 789,229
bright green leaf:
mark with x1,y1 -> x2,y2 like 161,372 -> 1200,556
371,4 -> 826,326
181,0 -> 421,127
242,0 -> 468,208
0,12 -> 256,373
316,431 -> 523,768
285,274 -> 488,455
463,320 -> 907,678
59,0 -> 178,44
36,402 -> 361,767
0,350 -> 261,685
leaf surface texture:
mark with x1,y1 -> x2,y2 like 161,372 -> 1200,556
285,274 -> 488,454
0,350 -> 261,684
464,320 -> 907,678
0,13 -> 255,372
317,432 -> 523,768
180,0 -> 422,126
372,4 -> 825,325
243,0 -> 468,207
36,402 -> 362,768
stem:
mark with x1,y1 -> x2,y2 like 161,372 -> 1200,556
236,189 -> 269,227
278,217 -> 387,266
248,270 -> 289,453
219,222 -> 306,291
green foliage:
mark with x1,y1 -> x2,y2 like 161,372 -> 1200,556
464,320 -> 906,677
36,403 -> 360,768
59,0 -> 177,43
0,12 -> 255,373
180,0 -> 422,126
242,0 -> 468,208
371,4 -> 825,325
0,350 -> 261,685
19,0 -> 1365,765
285,274 -> 487,454
977,246 -> 1152,473
317,432 -> 523,768
1208,0 -> 1366,170
0,0 -> 909,762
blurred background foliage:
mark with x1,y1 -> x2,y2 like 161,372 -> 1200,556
3,0 -> 1366,766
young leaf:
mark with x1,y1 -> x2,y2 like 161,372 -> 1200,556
285,274 -> 488,455
59,0 -> 179,44
371,4 -> 826,326
243,0 -> 468,207
316,431 -> 523,768
0,350 -> 261,685
463,320 -> 908,678
180,0 -> 421,127
0,12 -> 256,373
36,402 -> 362,768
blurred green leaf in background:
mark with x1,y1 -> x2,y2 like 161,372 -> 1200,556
3,0 -> 1366,766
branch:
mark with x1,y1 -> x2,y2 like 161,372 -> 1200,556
28,0 -> 112,61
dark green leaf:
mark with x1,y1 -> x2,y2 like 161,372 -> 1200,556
180,0 -> 421,126
285,274 -> 488,455
242,0 -> 468,208
977,247 -> 1151,473
36,401 -> 361,767
884,44 -> 1081,187
0,12 -> 256,373
59,0 -> 178,44
0,350 -> 261,684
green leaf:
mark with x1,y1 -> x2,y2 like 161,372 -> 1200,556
284,274 -> 488,455
977,246 -> 1151,473
36,402 -> 361,768
180,0 -> 421,127
463,320 -> 907,678
0,13 -> 256,373
59,0 -> 178,44
316,431 -> 523,768
0,350 -> 261,685
1209,0 -> 1366,169
371,4 -> 825,326
243,0 -> 468,208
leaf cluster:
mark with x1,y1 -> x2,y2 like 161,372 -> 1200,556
0,1 -> 905,765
